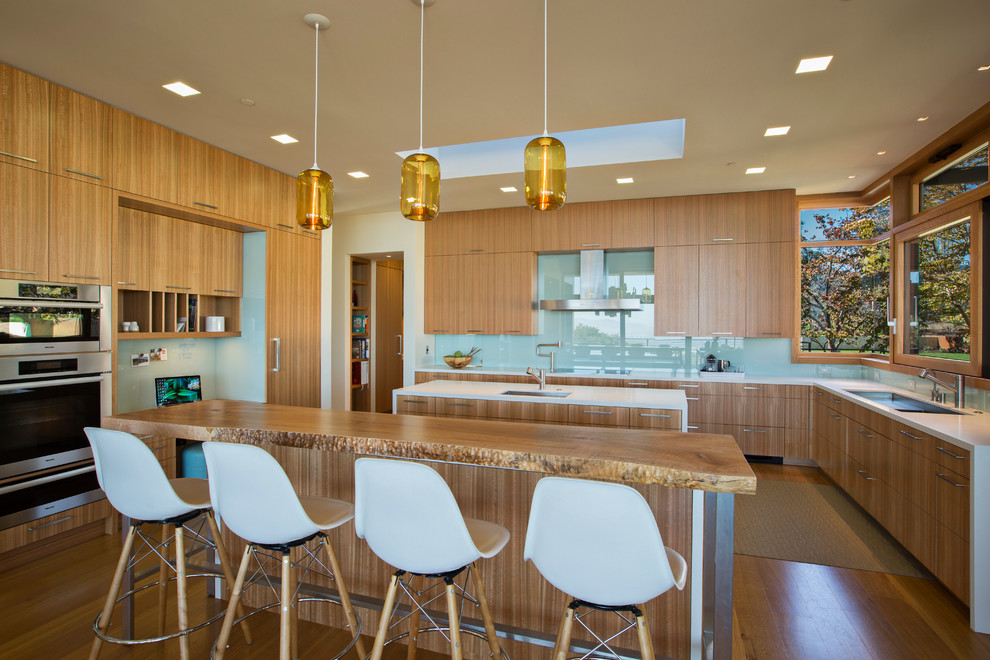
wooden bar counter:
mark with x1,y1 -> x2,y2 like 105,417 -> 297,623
104,400 -> 755,660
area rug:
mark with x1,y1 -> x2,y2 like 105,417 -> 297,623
734,479 -> 927,578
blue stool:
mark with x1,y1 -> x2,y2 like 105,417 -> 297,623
180,443 -> 207,479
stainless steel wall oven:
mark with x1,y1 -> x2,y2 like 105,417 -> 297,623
0,280 -> 110,356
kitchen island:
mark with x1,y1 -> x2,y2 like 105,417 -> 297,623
103,399 -> 754,660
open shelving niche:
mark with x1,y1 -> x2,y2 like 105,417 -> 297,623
350,257 -> 371,411
117,289 -> 241,338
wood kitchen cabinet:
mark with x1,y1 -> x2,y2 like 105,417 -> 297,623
0,161 -> 48,281
745,241 -> 795,338
653,245 -> 700,337
653,190 -> 795,245
111,107 -> 178,202
48,176 -> 112,285
201,224 -> 243,297
266,230 -> 320,407
0,62 -> 50,171
566,404 -> 630,427
113,206 -> 153,290
490,251 -> 537,335
609,198 -> 655,249
50,85 -> 111,184
531,201 -> 610,251
150,215 -> 205,293
698,243 -> 746,337
425,209 -> 495,256
177,134 -> 239,216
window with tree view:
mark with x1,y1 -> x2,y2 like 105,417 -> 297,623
800,200 -> 890,354
920,143 -> 988,211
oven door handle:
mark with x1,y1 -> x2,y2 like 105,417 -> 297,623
0,299 -> 103,310
0,464 -> 97,496
0,374 -> 105,392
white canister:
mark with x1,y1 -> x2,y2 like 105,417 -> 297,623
205,316 -> 225,332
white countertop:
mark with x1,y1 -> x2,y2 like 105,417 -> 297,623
416,365 -> 819,385
395,380 -> 688,411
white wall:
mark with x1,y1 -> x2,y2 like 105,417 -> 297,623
322,210 -> 426,410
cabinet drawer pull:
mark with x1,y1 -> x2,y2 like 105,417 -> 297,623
685,397 -> 699,401
117,281 -> 138,286
628,381 -> 649,386
214,289 -> 237,294
166,285 -> 192,290
28,516 -> 72,531
640,413 -> 671,418
0,268 -> 37,274
467,330 -> 483,334
899,430 -> 921,440
665,331 -> 686,335
63,167 -> 103,180
467,248 -> 485,252
857,429 -> 873,438
742,428 -> 766,433
935,446 -> 966,460
582,410 -> 613,415
446,402 -> 474,408
137,435 -> 155,440
272,337 -> 280,372
0,150 -> 37,163
936,473 -> 966,488
711,332 -> 734,336
62,274 -> 101,280
829,397 -> 841,403
193,201 -> 219,209
711,237 -> 734,242
277,223 -> 295,229
687,425 -> 699,430
403,399 -> 427,405
580,243 -> 601,247
857,470 -> 876,481
759,332 -> 782,336
743,386 -> 765,390
677,384 -> 700,389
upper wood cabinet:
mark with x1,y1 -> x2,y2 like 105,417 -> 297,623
424,254 -> 459,334
425,209 -> 495,256
177,134 -> 239,216
0,63 -> 50,171
0,161 -> 49,281
609,198 -> 654,249
698,244 -> 747,337
202,224 -> 243,297
50,86 -> 111,184
111,108 -> 178,202
745,241 -> 796,338
48,176 -> 112,285
654,245 -> 700,337
492,207 -> 534,252
150,215 -> 205,293
113,207 -> 153,290
490,251 -> 537,335
531,201 -> 610,251
744,190 -> 796,243
654,190 -> 796,245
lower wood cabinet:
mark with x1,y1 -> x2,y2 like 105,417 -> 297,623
567,404 -> 630,427
0,499 -> 111,554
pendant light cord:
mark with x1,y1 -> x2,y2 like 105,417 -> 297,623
419,0 -> 424,151
312,22 -> 320,169
543,0 -> 548,137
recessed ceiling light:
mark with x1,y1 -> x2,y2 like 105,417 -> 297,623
764,126 -> 790,136
271,134 -> 298,144
917,116 -> 929,122
616,177 -> 634,184
240,98 -> 256,106
795,56 -> 833,74
978,65 -> 990,71
162,82 -> 200,97
746,167 -> 766,174
348,171 -> 370,178
876,150 -> 887,155
500,186 -> 517,192
848,175 -> 856,179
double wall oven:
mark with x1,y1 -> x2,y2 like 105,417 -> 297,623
0,281 -> 112,531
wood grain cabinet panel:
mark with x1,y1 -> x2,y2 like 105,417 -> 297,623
177,134 -> 239,216
628,408 -> 682,430
435,397 -> 488,418
531,201 -> 610,251
566,404 -> 629,427
886,491 -> 936,571
935,522 -> 969,606
723,424 -> 786,457
744,241 -> 795,338
424,209 -> 495,256
0,499 -> 111,554
150,215 -> 205,293
424,255 -> 458,334
698,244 -> 746,337
932,440 -> 969,474
742,190 -> 796,243
492,207 -> 534,252
889,437 -> 936,516
935,467 -> 969,541
609,198 -> 654,249
111,108 -> 178,202
654,195 -> 702,246
50,85 -> 111,184
48,176 -> 112,285
113,207 -> 152,290
490,251 -> 537,335
0,62 -> 49,171
394,395 -> 436,416
233,158 -> 275,227
654,245 -> 700,337
0,161 -> 48,281
201,224 -> 243,297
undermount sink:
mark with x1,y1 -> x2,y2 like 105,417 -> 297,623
846,390 -> 965,415
499,389 -> 571,398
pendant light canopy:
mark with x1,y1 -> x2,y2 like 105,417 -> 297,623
297,13 -> 333,230
400,0 -> 440,222
524,0 -> 565,211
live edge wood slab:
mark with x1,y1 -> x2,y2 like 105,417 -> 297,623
102,399 -> 756,494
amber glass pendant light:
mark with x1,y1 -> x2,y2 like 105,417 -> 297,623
524,0 -> 565,211
297,13 -> 333,230
401,0 -> 440,221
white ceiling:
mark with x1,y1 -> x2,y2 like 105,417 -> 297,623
1,0 -> 989,218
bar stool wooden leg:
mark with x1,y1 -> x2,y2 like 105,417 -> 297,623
90,525 -> 138,660
371,572 -> 402,660
214,545 -> 252,660
551,602 -> 576,660
469,563 -> 502,659
175,525 -> 190,660
157,540 -> 169,636
322,537 -> 367,659
205,511 -> 253,644
405,575 -> 423,660
280,553 -> 293,660
290,550 -> 300,660
445,578 -> 463,660
634,606 -> 655,660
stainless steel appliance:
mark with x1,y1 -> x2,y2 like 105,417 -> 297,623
0,280 -> 110,356
0,351 -> 111,530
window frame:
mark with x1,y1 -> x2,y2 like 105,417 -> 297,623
910,128 -> 990,216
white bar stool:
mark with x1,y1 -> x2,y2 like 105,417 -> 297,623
524,477 -> 688,660
84,427 -> 250,660
354,457 -> 510,660
202,441 -> 365,660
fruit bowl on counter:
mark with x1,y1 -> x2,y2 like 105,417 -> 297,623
443,347 -> 480,368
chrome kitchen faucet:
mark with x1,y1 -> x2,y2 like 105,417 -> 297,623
536,341 -> 561,373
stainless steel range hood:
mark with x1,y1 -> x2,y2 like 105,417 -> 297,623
539,250 -> 642,311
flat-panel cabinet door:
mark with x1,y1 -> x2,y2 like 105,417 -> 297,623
0,63 -> 49,171
177,134 -> 237,216
202,225 -> 243,297
609,198 -> 654,249
150,215 -> 204,293
424,255 -> 459,334
51,86 -> 111,184
0,162 -> 49,281
698,244 -> 746,337
745,241 -> 795,338
48,177 -> 111,285
490,252 -> 537,335
113,207 -> 152,290
460,253 -> 493,335
654,245 -> 699,337
111,108 -> 178,202
267,231 -> 320,407
531,201 -> 610,251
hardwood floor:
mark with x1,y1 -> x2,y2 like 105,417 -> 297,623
1,463 -> 988,659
